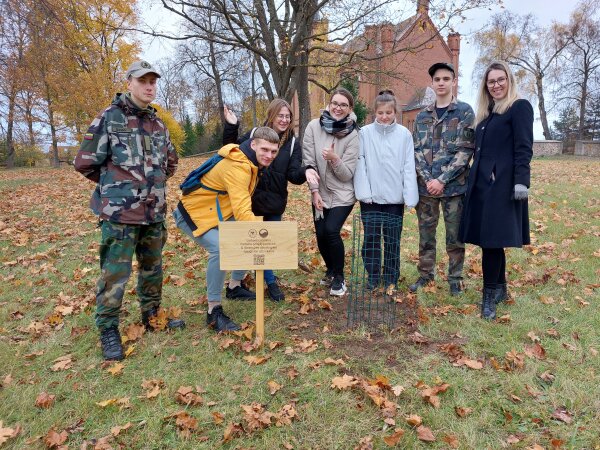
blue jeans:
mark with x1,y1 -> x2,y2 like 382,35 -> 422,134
262,214 -> 282,284
173,209 -> 246,303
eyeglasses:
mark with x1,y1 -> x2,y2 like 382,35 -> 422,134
487,77 -> 507,88
330,100 -> 349,109
276,114 -> 291,121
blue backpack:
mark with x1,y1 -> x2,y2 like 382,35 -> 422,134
179,154 -> 227,220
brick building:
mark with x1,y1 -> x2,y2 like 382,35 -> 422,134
304,0 -> 461,130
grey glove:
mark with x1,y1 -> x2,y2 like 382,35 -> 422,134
513,184 -> 528,200
314,208 -> 324,221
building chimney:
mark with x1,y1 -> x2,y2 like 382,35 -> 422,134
447,32 -> 461,96
417,0 -> 429,15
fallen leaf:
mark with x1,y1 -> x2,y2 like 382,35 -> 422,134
323,357 -> 345,366
318,300 -> 333,310
106,362 -> 124,376
212,411 -> 224,425
175,386 -> 203,406
123,323 -> 145,342
454,357 -> 483,370
110,422 -> 132,437
383,428 -> 405,446
287,366 -> 299,380
274,403 -> 298,426
524,343 -> 547,360
222,422 -> 244,443
244,355 -> 271,365
455,406 -> 472,417
96,398 -> 117,408
50,355 -> 73,372
331,374 -> 358,390
241,402 -> 274,432
416,425 -> 435,442
405,414 -> 422,427
44,429 -> 68,448
35,392 -> 56,409
267,380 -> 282,395
356,435 -> 374,449
391,385 -> 405,396
164,411 -> 198,439
551,408 -> 573,424
0,421 -> 20,446
443,433 -> 459,449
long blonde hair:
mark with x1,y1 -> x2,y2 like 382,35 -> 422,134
475,61 -> 520,126
264,98 -> 294,146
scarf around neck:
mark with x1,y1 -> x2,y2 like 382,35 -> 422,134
319,110 -> 356,138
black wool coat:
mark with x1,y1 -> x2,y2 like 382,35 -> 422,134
223,122 -> 310,216
459,99 -> 533,248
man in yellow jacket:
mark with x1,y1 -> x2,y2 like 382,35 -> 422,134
173,127 -> 280,332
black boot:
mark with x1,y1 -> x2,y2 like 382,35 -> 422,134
494,283 -> 508,304
481,287 -> 497,320
100,326 -> 124,361
142,307 -> 186,331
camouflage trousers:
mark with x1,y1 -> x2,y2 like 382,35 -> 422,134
95,220 -> 167,330
415,195 -> 465,282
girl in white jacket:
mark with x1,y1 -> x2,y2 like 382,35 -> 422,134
354,90 -> 419,288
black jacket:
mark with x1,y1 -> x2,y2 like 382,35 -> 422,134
459,99 -> 533,248
223,122 -> 310,216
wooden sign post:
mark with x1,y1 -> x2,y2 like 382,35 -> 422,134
219,221 -> 298,344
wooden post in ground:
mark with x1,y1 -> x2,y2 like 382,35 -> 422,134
255,269 -> 265,343
219,221 -> 297,345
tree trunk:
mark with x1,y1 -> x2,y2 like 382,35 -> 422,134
5,85 -> 17,169
208,39 -> 225,126
578,66 -> 589,140
45,83 -> 60,167
535,74 -> 551,140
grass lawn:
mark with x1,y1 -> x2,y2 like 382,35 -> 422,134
0,156 -> 599,449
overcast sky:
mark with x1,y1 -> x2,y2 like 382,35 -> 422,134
141,0 -> 578,139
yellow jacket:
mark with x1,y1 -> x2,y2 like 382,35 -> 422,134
180,144 -> 260,236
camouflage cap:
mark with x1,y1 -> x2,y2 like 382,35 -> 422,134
125,60 -> 161,79
428,62 -> 455,77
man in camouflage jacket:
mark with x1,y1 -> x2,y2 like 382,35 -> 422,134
410,62 -> 475,296
74,60 -> 184,361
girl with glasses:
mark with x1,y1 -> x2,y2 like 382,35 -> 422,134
222,98 -> 319,302
459,61 -> 534,320
302,88 -> 360,296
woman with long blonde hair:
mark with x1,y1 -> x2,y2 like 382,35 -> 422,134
459,61 -> 533,320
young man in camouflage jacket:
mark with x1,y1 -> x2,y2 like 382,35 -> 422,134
74,60 -> 184,361
410,62 -> 475,296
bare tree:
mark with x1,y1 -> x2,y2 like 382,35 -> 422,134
562,0 -> 600,140
147,0 -> 496,134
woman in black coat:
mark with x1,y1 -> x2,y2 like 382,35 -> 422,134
459,61 -> 533,320
222,99 -> 319,302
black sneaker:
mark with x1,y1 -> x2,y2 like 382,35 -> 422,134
320,270 -> 334,286
141,307 -> 186,331
449,281 -> 463,296
207,305 -> 241,332
226,284 -> 256,300
100,326 -> 124,361
408,276 -> 433,293
267,281 -> 285,302
330,275 -> 347,296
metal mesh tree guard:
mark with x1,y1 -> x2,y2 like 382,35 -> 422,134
347,210 -> 404,329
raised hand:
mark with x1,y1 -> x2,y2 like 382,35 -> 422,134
223,105 -> 238,125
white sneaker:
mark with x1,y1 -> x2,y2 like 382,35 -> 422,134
320,271 -> 334,286
330,276 -> 347,296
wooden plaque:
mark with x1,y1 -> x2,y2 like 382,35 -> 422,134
219,221 -> 298,270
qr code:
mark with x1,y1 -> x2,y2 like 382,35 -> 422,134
254,254 -> 265,265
